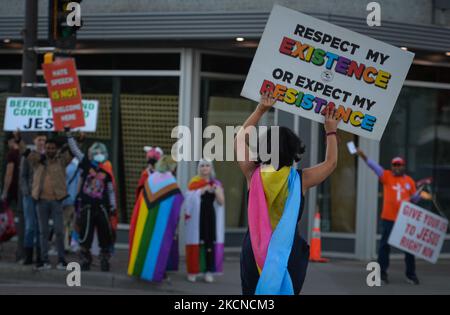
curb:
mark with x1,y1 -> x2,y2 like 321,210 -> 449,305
0,262 -> 183,294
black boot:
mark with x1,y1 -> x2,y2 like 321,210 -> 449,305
35,247 -> 42,265
23,247 -> 33,265
80,249 -> 92,271
100,252 -> 110,272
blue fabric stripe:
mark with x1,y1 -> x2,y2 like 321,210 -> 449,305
141,195 -> 175,280
255,167 -> 302,295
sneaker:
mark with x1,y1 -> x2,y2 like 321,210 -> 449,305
81,261 -> 90,271
48,248 -> 58,257
35,262 -> 52,271
381,272 -> 389,285
204,272 -> 214,283
187,275 -> 196,283
163,273 -> 171,283
22,248 -> 33,265
406,275 -> 420,285
56,259 -> 68,270
79,249 -> 92,271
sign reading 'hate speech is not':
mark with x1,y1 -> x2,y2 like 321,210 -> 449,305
241,5 -> 414,141
42,58 -> 85,131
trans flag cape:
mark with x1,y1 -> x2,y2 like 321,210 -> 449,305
248,166 -> 302,295
128,171 -> 183,282
184,176 -> 225,275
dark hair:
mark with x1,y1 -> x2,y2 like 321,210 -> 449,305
257,126 -> 306,170
5,132 -> 15,142
34,132 -> 47,139
147,158 -> 158,166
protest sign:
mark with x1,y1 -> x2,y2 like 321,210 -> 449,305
42,58 -> 85,130
241,5 -> 414,141
388,201 -> 448,263
3,97 -> 98,132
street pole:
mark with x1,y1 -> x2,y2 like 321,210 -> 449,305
21,0 -> 38,97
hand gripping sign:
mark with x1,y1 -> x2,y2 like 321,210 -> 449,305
388,201 -> 448,264
42,58 -> 85,131
241,5 -> 414,141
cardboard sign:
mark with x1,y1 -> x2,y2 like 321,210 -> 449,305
241,5 -> 414,141
42,58 -> 85,130
388,201 -> 448,264
3,97 -> 98,132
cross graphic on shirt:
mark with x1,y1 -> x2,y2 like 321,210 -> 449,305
392,183 -> 403,201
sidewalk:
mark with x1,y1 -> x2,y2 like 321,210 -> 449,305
1,241 -> 450,294
0,241 -> 241,295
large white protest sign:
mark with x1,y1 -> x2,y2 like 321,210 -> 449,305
241,5 -> 414,141
388,202 -> 448,264
4,97 -> 98,132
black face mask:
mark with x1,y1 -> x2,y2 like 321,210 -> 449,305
147,158 -> 157,166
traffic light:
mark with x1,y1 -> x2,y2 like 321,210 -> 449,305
48,0 -> 83,49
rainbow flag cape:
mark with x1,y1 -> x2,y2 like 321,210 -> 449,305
248,166 -> 302,295
128,171 -> 183,282
184,176 -> 225,275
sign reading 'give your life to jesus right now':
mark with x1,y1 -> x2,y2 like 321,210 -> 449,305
241,5 -> 414,141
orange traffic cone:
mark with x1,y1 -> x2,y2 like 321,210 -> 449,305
309,212 -> 329,263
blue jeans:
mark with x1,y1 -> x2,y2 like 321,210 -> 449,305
36,200 -> 65,262
378,219 -> 416,278
23,195 -> 40,249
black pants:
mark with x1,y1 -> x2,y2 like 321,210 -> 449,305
200,198 -> 216,272
240,229 -> 310,295
78,203 -> 112,254
378,219 -> 416,277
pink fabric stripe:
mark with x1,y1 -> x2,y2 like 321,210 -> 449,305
248,167 -> 272,270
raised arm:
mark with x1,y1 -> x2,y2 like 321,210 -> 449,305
302,108 -> 340,192
1,161 -> 14,200
65,127 -> 85,161
214,184 -> 225,206
234,91 -> 276,185
107,181 -> 116,213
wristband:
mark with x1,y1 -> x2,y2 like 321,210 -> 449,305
326,131 -> 337,137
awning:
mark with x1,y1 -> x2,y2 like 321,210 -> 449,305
1,11 -> 449,52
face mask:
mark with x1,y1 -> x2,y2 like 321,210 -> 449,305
93,153 -> 106,163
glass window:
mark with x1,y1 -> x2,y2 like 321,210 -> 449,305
0,54 -> 22,69
201,78 -> 272,228
0,75 -> 21,179
407,64 -> 450,84
379,86 -> 450,232
73,53 -> 180,70
201,54 -> 251,75
120,77 -> 180,220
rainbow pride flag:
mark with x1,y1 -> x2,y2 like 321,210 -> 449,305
128,171 -> 183,282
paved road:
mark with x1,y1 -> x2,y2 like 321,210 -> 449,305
1,242 -> 450,295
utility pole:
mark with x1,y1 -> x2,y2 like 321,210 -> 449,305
21,0 -> 38,97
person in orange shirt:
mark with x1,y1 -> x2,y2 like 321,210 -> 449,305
357,150 -> 421,285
